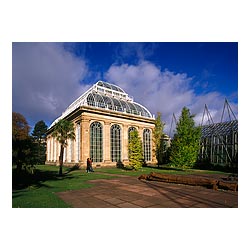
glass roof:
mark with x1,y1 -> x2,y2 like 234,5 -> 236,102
96,81 -> 125,93
49,81 -> 153,128
201,120 -> 238,137
86,92 -> 152,118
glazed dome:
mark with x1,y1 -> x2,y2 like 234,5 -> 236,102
50,81 -> 153,128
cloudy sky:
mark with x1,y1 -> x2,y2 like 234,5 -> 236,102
12,42 -> 238,135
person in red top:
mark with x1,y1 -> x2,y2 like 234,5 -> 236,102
86,158 -> 94,173
89,158 -> 94,172
86,158 -> 91,173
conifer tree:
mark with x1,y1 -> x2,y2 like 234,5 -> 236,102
32,120 -> 48,164
153,112 -> 165,166
169,107 -> 201,169
128,130 -> 143,170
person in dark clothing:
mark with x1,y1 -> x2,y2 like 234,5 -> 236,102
86,158 -> 94,173
89,158 -> 94,172
86,158 -> 91,173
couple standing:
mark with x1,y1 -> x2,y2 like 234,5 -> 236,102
86,158 -> 94,173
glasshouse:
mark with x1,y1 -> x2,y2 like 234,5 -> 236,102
199,118 -> 238,167
46,81 -> 156,168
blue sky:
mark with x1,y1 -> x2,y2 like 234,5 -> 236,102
63,42 -> 238,98
12,42 -> 238,134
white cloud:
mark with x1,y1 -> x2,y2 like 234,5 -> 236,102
12,44 -> 238,135
12,43 -> 91,125
105,60 -> 238,136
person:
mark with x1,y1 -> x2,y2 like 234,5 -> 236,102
89,158 -> 94,172
86,158 -> 91,173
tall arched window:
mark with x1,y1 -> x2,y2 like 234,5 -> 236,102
128,126 -> 137,141
90,122 -> 103,162
111,124 -> 121,162
143,129 -> 151,162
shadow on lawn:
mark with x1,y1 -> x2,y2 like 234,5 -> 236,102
65,164 -> 80,174
12,167 -> 75,190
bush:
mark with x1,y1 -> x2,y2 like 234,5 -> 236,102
128,130 -> 143,170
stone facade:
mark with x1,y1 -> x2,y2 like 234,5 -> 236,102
46,81 -> 156,168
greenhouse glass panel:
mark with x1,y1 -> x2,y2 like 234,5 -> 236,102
90,122 -> 103,162
110,124 -> 121,162
143,129 -> 151,162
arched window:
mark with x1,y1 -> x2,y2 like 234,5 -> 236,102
128,126 -> 137,141
143,129 -> 151,162
111,124 -> 121,162
87,93 -> 95,106
90,122 -> 103,162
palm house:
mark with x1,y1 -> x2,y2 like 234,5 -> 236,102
46,81 -> 156,168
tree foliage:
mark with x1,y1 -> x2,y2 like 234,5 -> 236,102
12,112 -> 38,172
32,120 -> 48,164
12,112 -> 30,141
32,120 -> 48,141
153,112 -> 166,166
168,107 -> 201,169
128,130 -> 143,170
52,119 -> 75,175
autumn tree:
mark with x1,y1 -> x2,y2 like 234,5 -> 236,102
52,119 -> 75,175
153,112 -> 166,166
128,130 -> 144,170
12,112 -> 33,171
12,112 -> 30,141
168,107 -> 201,169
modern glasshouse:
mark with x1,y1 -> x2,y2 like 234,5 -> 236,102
199,118 -> 238,167
169,101 -> 238,168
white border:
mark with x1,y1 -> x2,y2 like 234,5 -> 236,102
1,1 -> 249,250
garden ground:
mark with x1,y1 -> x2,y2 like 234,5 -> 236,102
12,165 -> 238,208
57,172 -> 238,208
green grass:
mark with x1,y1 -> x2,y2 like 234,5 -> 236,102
12,165 -> 114,208
96,165 -> 229,176
12,164 -> 231,208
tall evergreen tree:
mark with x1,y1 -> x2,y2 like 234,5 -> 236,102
128,130 -> 143,170
32,120 -> 48,164
169,107 -> 201,169
32,120 -> 48,141
153,112 -> 165,166
52,119 -> 75,175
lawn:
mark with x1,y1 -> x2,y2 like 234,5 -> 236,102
96,165 -> 229,176
12,164 -> 231,208
12,165 -> 115,208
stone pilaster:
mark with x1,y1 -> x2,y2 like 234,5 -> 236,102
82,119 -> 90,166
103,121 -> 111,164
123,124 -> 128,162
47,136 -> 50,162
